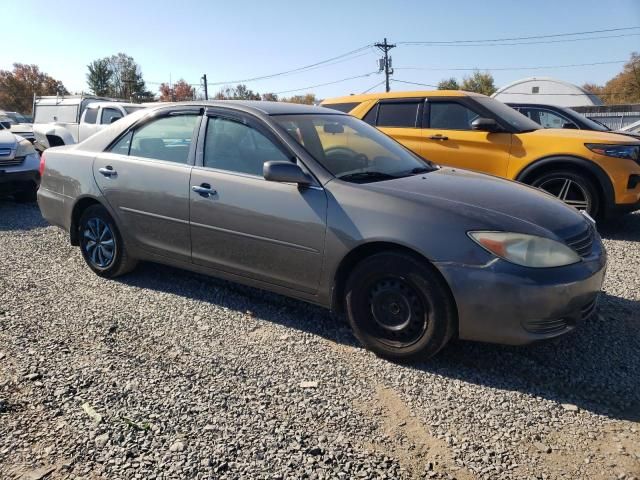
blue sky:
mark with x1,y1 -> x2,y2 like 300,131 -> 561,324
1,0 -> 639,99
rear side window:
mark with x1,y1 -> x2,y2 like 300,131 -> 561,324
117,114 -> 199,164
101,108 -> 123,125
377,102 -> 420,128
429,102 -> 480,130
322,102 -> 360,113
84,108 -> 98,124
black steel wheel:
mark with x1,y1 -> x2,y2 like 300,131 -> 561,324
344,251 -> 456,361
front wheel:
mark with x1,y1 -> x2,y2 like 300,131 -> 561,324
530,170 -> 600,218
344,252 -> 456,361
78,205 -> 137,278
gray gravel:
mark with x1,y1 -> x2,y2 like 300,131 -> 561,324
0,200 -> 638,480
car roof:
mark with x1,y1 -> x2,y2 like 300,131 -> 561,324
321,90 -> 484,104
164,100 -> 343,116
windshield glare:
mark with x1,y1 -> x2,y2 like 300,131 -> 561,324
475,97 -> 541,132
273,114 -> 433,182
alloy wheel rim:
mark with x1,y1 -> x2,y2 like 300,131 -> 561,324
538,177 -> 591,211
368,277 -> 427,347
83,218 -> 115,268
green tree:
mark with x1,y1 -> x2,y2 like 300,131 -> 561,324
214,84 -> 261,100
437,78 -> 459,90
87,53 -> 152,101
460,70 -> 496,96
0,63 -> 68,113
86,59 -> 112,96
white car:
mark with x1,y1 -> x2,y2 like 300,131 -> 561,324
0,110 -> 35,143
619,119 -> 640,136
0,122 -> 40,202
32,95 -> 149,151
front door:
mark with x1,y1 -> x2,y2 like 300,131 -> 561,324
368,99 -> 426,157
189,112 -> 327,294
422,99 -> 512,177
93,110 -> 201,262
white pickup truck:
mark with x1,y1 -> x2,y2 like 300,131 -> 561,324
32,95 -> 149,151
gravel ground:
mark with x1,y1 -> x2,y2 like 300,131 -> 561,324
0,200 -> 638,480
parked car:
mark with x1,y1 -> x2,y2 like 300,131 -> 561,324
506,102 -> 640,140
0,110 -> 35,143
38,101 -> 605,361
32,95 -> 148,151
321,91 -> 640,219
0,121 -> 41,202
619,119 -> 640,136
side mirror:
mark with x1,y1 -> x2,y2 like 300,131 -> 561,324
263,161 -> 312,185
471,117 -> 503,133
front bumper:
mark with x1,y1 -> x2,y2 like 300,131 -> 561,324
0,169 -> 40,195
435,246 -> 607,345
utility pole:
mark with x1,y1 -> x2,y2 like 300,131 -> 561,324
375,38 -> 396,92
202,74 -> 208,100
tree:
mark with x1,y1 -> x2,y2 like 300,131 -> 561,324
158,79 -> 195,101
460,70 -> 496,96
261,93 -> 279,102
583,52 -> 640,104
214,84 -> 261,100
0,63 -> 68,113
86,59 -> 112,96
437,78 -> 460,90
86,53 -> 152,101
280,93 -> 317,105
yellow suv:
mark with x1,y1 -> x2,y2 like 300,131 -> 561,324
321,91 -> 640,218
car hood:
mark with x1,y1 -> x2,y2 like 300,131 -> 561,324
0,128 -> 17,149
521,128 -> 640,144
10,123 -> 33,134
367,167 -> 588,239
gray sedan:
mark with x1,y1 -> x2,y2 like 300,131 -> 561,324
37,101 -> 606,360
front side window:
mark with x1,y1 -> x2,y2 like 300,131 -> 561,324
429,102 -> 480,130
274,114 -> 433,182
204,117 -> 289,176
84,108 -> 98,124
376,102 -> 420,128
101,108 -> 123,125
538,110 -> 576,129
125,114 -> 199,164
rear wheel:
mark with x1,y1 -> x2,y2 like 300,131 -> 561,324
78,205 -> 137,278
530,170 -> 600,218
344,252 -> 456,361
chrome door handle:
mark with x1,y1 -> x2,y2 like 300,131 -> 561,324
98,166 -> 117,177
192,184 -> 217,197
428,135 -> 449,141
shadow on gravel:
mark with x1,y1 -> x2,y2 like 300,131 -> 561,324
599,211 -> 640,242
0,200 -> 47,231
120,262 -> 640,422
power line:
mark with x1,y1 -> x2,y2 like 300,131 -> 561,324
361,79 -> 386,94
399,32 -> 640,47
391,79 -> 439,88
205,45 -> 373,87
395,60 -> 628,72
398,26 -> 640,45
274,72 -> 380,95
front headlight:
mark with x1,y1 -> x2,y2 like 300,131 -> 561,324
15,138 -> 36,158
468,231 -> 580,268
585,143 -> 639,162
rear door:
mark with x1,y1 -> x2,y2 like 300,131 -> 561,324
364,99 -> 426,157
421,98 -> 512,177
92,108 -> 202,262
189,109 -> 327,293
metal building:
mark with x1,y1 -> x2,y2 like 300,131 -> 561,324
492,77 -> 603,107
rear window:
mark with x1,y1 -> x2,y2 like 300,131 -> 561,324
377,102 -> 420,128
322,102 -> 360,113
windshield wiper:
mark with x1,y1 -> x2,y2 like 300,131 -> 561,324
409,166 -> 435,174
337,171 -> 398,183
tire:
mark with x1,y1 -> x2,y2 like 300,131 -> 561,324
529,169 -> 600,218
13,187 -> 38,203
78,204 -> 137,278
344,251 -> 456,361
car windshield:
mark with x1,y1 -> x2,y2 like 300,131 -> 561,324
5,112 -> 27,124
475,97 -> 541,132
561,107 -> 610,131
273,114 -> 435,182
